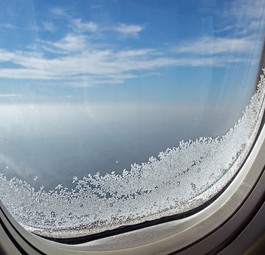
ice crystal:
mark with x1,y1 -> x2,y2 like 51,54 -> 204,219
1,71 -> 265,238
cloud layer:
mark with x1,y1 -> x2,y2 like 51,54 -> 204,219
0,0 -> 264,88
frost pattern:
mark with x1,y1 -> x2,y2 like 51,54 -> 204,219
1,72 -> 265,238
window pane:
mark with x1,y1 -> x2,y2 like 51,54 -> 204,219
0,0 -> 265,238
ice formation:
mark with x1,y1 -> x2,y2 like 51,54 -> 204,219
1,71 -> 265,238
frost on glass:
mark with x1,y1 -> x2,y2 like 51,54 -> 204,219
0,71 -> 265,238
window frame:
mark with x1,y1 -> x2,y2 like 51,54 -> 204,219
1,37 -> 265,255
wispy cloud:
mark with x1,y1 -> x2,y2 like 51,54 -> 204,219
174,0 -> 265,67
50,7 -> 67,17
42,34 -> 89,53
0,4 -> 262,88
0,38 -> 251,86
50,7 -> 99,34
175,37 -> 253,56
70,19 -> 98,33
218,0 -> 265,36
50,8 -> 142,37
0,25 -> 176,83
113,24 -> 144,37
0,49 -> 15,62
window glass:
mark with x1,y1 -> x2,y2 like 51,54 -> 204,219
0,0 -> 265,238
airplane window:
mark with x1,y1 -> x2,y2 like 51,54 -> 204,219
0,0 -> 265,240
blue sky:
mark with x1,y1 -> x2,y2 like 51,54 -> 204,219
0,0 -> 264,103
